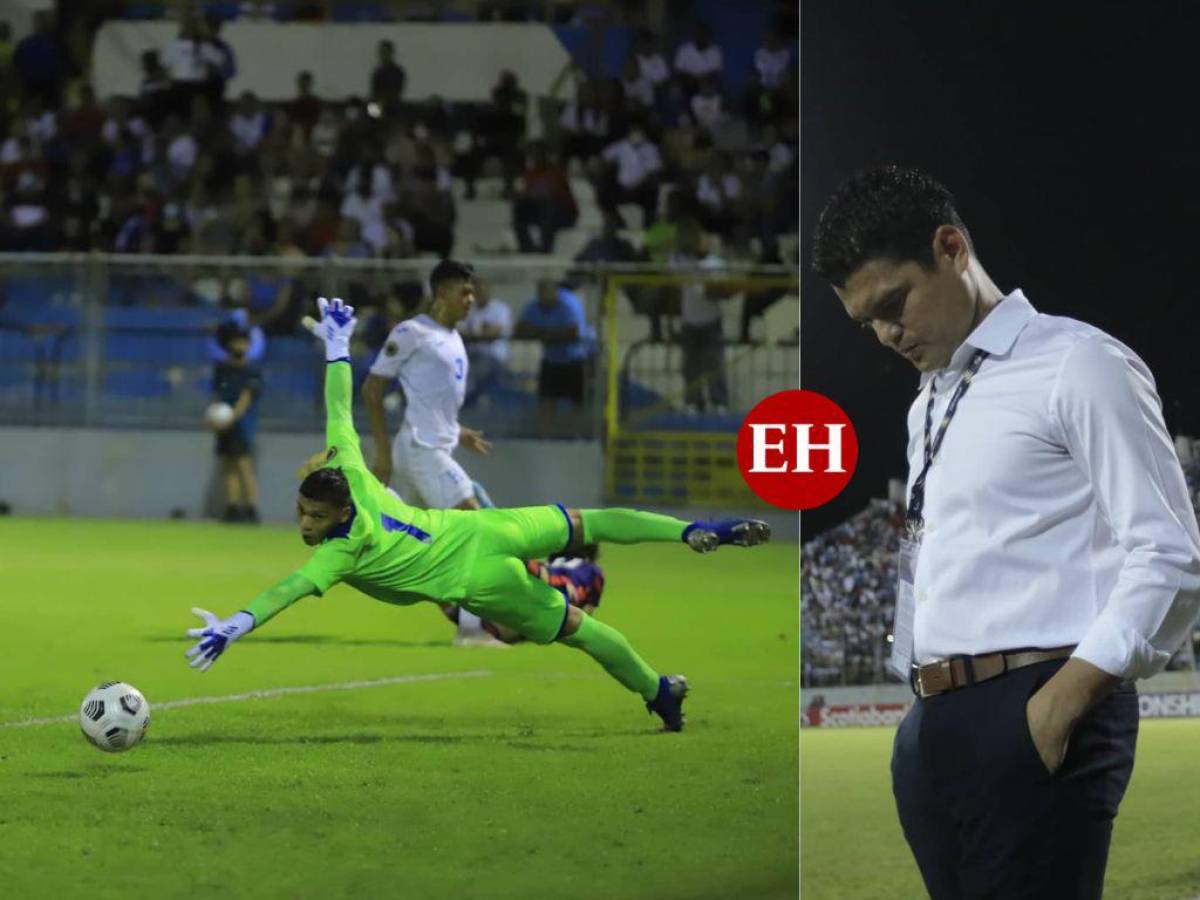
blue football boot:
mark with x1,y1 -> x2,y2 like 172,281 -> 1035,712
646,674 -> 690,732
682,518 -> 771,554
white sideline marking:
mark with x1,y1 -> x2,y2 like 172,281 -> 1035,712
0,670 -> 493,730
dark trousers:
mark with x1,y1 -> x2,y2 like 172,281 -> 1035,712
680,321 -> 728,410
595,175 -> 659,229
512,196 -> 577,253
892,659 -> 1138,900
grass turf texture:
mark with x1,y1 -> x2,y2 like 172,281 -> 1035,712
0,518 -> 799,900
802,719 -> 1200,899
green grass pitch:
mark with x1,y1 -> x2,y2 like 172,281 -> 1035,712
0,518 -> 799,900
802,719 -> 1200,899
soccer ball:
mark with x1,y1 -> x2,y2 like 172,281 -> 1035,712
204,401 -> 235,429
79,682 -> 150,753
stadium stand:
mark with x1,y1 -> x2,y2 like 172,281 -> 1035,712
0,1 -> 797,443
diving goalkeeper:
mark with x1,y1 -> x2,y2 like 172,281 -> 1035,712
183,297 -> 770,731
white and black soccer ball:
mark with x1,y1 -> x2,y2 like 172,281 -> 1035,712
79,682 -> 150,753
204,401 -> 235,430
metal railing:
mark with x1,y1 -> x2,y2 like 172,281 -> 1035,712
0,254 -> 799,441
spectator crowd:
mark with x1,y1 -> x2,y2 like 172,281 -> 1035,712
0,9 -> 797,270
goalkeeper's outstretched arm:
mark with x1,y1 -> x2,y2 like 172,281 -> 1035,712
306,297 -> 365,469
184,573 -> 319,672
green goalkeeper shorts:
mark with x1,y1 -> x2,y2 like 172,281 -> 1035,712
459,504 -> 575,644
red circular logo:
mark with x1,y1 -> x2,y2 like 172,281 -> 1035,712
737,390 -> 858,510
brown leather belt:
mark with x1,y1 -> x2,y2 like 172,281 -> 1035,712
911,645 -> 1075,699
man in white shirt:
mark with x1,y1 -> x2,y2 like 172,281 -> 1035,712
160,16 -> 223,115
363,260 -> 500,645
673,23 -> 723,95
457,276 -> 513,408
754,29 -> 792,90
670,219 -> 733,415
229,91 -> 268,155
596,127 -> 663,229
363,259 -> 491,509
634,29 -> 671,88
812,165 -> 1200,898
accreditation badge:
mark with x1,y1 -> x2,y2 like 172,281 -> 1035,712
887,533 -> 921,679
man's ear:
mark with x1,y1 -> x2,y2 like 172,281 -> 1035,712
340,505 -> 353,524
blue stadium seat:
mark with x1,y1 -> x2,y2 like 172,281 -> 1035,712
203,1 -> 242,21
0,329 -> 39,365
122,2 -> 166,19
106,275 -> 193,308
104,306 -> 222,330
103,332 -> 212,366
0,301 -> 81,329
331,1 -> 392,22
274,368 -> 319,399
2,274 -> 75,308
103,367 -> 173,398
264,335 -> 317,365
619,378 -> 666,412
56,332 -> 83,364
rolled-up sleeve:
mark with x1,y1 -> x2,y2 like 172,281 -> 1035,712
1052,336 -> 1200,679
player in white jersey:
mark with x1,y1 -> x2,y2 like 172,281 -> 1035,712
362,259 -> 501,645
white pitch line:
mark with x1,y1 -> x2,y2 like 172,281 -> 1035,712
0,670 -> 492,730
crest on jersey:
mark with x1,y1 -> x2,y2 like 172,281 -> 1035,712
326,447 -> 338,462
384,341 -> 399,356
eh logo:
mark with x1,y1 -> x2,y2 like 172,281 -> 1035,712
737,390 -> 858,510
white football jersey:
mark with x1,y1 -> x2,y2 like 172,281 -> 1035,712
369,314 -> 467,450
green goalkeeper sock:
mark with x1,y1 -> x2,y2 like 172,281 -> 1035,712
561,615 -> 660,701
579,508 -> 689,545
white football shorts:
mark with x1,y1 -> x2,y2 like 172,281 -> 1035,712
390,424 -> 474,509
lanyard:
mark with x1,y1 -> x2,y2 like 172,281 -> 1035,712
906,348 -> 989,530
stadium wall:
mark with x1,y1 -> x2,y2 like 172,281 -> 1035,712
802,672 -> 1200,727
92,22 -> 573,102
0,426 -> 605,521
0,426 -> 801,539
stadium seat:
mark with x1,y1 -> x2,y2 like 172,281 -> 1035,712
122,2 -> 166,19
103,366 -> 173,398
331,1 -> 392,22
103,332 -> 212,366
203,1 -> 242,21
104,306 -> 222,331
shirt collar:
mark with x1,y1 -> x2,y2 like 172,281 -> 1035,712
416,313 -> 453,334
325,501 -> 357,540
920,289 -> 1036,388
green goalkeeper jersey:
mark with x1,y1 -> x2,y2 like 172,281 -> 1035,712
295,361 -> 474,605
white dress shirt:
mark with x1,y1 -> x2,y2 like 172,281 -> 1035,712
906,290 -> 1200,680
673,42 -> 723,78
754,46 -> 792,88
458,297 -> 513,364
690,92 -> 724,131
601,138 -> 662,189
636,52 -> 670,85
161,38 -> 222,83
670,253 -> 724,326
369,314 -> 467,451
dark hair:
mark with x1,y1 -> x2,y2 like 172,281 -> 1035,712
811,165 -> 973,288
216,319 -> 250,351
299,467 -> 351,508
429,259 -> 474,297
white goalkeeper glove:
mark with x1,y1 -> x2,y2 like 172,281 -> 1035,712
185,608 -> 255,672
315,296 -> 357,362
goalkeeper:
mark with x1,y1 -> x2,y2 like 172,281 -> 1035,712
184,297 -> 770,731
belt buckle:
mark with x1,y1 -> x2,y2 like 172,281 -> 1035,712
918,659 -> 954,698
